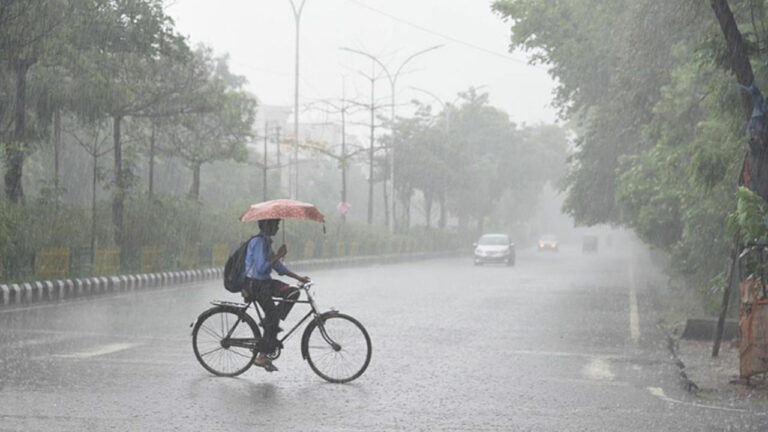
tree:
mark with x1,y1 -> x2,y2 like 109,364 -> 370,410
75,0 -> 212,247
161,53 -> 256,200
64,116 -> 112,257
0,0 -> 78,203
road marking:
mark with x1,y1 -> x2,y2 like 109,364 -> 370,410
52,342 -> 140,359
7,328 -> 188,343
512,350 -> 627,360
629,262 -> 640,345
647,387 -> 747,413
582,356 -> 614,381
0,333 -> 84,350
543,377 -> 628,387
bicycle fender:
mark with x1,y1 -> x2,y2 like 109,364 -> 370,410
300,310 -> 340,360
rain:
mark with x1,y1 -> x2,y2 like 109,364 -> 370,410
1,0 -> 768,430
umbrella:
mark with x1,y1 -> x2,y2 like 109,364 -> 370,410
239,199 -> 326,244
239,199 -> 325,223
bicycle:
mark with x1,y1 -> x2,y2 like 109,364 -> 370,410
190,281 -> 372,383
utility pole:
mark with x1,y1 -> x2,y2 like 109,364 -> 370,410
275,125 -> 282,196
263,121 -> 269,201
340,45 -> 443,231
289,0 -> 307,199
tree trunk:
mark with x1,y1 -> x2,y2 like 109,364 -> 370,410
424,190 -> 433,229
368,91 -> 375,225
381,160 -> 395,228
404,189 -> 411,229
711,0 -> 755,111
91,152 -> 98,264
148,120 -> 155,199
53,109 -> 61,192
4,57 -> 35,203
189,162 -> 201,200
382,175 -> 389,227
112,115 -> 124,247
438,188 -> 446,229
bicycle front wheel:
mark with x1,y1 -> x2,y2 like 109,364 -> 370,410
192,307 -> 259,377
303,313 -> 372,383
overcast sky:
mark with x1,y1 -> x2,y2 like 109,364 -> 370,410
166,0 -> 558,127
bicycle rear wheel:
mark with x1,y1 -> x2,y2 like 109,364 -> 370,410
192,307 -> 259,377
303,313 -> 372,383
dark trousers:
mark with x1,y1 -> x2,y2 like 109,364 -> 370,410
245,278 -> 299,354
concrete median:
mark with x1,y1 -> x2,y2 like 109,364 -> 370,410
0,251 -> 462,308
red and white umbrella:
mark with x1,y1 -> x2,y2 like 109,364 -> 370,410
239,199 -> 325,224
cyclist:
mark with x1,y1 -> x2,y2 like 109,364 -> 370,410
244,218 -> 310,372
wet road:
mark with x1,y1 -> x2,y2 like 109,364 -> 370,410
1,245 -> 766,431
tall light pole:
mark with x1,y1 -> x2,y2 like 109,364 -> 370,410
289,0 -> 307,199
340,45 -> 443,231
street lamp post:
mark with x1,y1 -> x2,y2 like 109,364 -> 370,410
289,0 -> 307,199
340,45 -> 442,231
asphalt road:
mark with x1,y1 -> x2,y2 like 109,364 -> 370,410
1,244 -> 766,431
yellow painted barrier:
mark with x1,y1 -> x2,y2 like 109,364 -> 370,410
141,247 -> 159,273
35,248 -> 70,278
94,248 -> 120,275
181,246 -> 198,269
304,241 -> 314,259
350,241 -> 360,257
336,240 -> 346,257
212,243 -> 229,267
321,242 -> 331,258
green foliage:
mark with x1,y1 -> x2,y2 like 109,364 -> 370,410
728,187 -> 768,243
492,0 -> 768,303
392,88 -> 568,232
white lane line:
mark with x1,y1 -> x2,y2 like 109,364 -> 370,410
543,377 -> 628,387
647,387 -> 747,413
629,262 -> 640,345
52,342 -> 140,359
582,356 -> 615,381
47,357 -> 178,366
0,333 -> 83,350
512,350 -> 627,360
8,328 -> 188,343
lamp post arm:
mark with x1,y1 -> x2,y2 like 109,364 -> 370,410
392,44 -> 444,81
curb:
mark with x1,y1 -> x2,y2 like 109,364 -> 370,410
0,251 -> 462,308
662,327 -> 700,392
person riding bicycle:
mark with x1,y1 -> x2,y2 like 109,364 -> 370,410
244,218 -> 309,372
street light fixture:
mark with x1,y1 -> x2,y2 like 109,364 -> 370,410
340,45 -> 443,231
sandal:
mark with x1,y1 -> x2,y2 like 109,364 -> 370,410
253,357 -> 279,372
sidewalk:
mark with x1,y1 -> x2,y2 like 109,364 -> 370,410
676,339 -> 768,400
647,262 -> 768,406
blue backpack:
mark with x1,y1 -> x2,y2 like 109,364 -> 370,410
223,236 -> 256,293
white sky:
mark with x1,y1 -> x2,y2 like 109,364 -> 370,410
166,0 -> 558,128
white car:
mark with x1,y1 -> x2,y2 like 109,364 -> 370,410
474,234 -> 515,266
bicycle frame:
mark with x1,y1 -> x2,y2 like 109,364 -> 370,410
218,282 -> 340,351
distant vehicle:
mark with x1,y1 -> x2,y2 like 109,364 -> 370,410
474,233 -> 515,266
538,234 -> 558,252
582,235 -> 598,253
